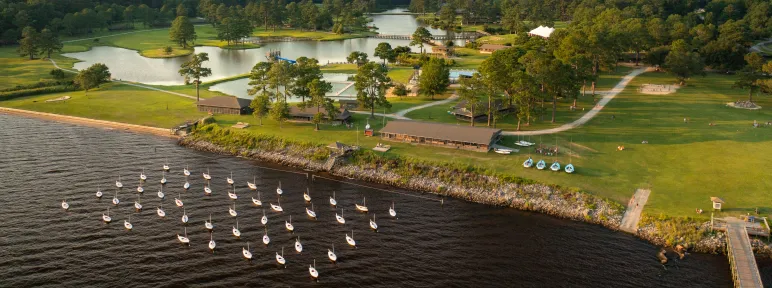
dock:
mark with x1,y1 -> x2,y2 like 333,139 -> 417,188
370,33 -> 482,40
725,220 -> 764,288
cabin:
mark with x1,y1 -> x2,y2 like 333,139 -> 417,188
196,96 -> 252,115
452,99 -> 513,122
478,44 -> 508,54
379,120 -> 502,152
288,106 -> 352,123
431,45 -> 451,57
338,99 -> 359,110
711,197 -> 724,211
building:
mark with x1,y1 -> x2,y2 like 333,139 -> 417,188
196,96 -> 252,115
478,44 -> 509,54
711,197 -> 724,210
528,26 -> 555,38
288,106 -> 352,123
338,99 -> 359,110
379,120 -> 502,152
452,99 -> 513,122
431,45 -> 451,57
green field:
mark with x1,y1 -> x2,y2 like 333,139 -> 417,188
0,47 -> 79,90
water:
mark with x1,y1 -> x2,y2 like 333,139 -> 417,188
0,113 -> 741,287
370,8 -> 447,35
209,74 -> 358,102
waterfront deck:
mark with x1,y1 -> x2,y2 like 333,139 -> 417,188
725,220 -> 764,288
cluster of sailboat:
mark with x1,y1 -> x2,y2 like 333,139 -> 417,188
62,162 -> 399,280
522,157 -> 575,173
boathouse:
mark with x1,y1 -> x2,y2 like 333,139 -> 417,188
478,44 -> 508,54
196,96 -> 251,115
288,106 -> 352,123
379,120 -> 502,152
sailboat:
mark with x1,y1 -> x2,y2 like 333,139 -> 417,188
336,208 -> 345,224
157,187 -> 165,199
177,227 -> 190,245
124,214 -> 133,230
276,182 -> 283,195
229,203 -> 237,217
61,198 -> 69,210
116,175 -> 123,188
247,176 -> 257,190
181,207 -> 189,223
183,181 -> 190,190
112,190 -> 120,205
329,191 -> 337,206
523,157 -> 534,168
205,213 -> 213,230
389,202 -> 396,217
536,159 -> 546,170
175,193 -> 183,207
227,172 -> 234,185
550,161 -> 561,171
270,197 -> 283,212
163,161 -> 170,171
243,242 -> 253,260
103,207 -> 112,223
140,168 -> 147,181
232,219 -> 241,238
303,188 -> 311,202
202,168 -> 211,180
134,195 -> 142,211
306,203 -> 317,219
294,237 -> 303,253
261,209 -> 268,225
276,247 -> 286,265
157,202 -> 166,218
355,197 -> 368,212
262,228 -> 270,245
228,187 -> 237,200
369,214 -> 378,230
136,181 -> 144,193
328,244 -> 337,262
565,138 -> 575,174
96,185 -> 103,198
183,165 -> 190,177
252,191 -> 262,206
309,259 -> 319,279
204,184 -> 212,195
160,171 -> 167,184
208,233 -> 216,251
346,230 -> 356,247
285,215 -> 294,232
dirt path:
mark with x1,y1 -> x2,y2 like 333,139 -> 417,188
349,93 -> 459,119
620,188 -> 651,233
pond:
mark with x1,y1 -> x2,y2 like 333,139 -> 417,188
208,74 -> 358,102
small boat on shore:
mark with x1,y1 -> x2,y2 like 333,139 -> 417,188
550,161 -> 561,172
523,157 -> 534,168
565,163 -> 575,174
494,148 -> 512,154
514,140 -> 535,147
536,160 -> 546,170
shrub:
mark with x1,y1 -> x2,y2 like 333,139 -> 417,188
164,46 -> 173,55
392,83 -> 408,96
50,69 -> 66,79
0,85 -> 78,101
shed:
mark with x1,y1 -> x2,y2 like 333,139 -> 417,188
478,44 -> 508,54
711,197 -> 724,210
197,96 -> 252,115
379,120 -> 502,152
288,106 -> 351,123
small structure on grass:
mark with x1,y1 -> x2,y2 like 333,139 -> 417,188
338,99 -> 359,109
196,96 -> 251,115
478,44 -> 508,54
431,45 -> 450,58
711,197 -> 724,211
528,26 -> 555,38
379,120 -> 502,152
451,99 -> 512,122
288,106 -> 351,124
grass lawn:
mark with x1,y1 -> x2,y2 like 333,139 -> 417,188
595,65 -> 634,90
0,83 -> 206,127
476,34 -> 518,45
452,47 -> 489,69
251,28 -> 374,41
388,67 -> 415,84
321,63 -> 358,74
0,47 -> 79,90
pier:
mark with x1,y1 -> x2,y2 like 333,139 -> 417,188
725,219 -> 765,288
371,33 -> 482,40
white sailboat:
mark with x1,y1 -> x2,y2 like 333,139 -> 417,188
61,198 -> 69,210
208,233 -> 216,251
157,187 -> 165,199
181,207 -> 189,223
523,157 -> 534,168
140,168 -> 147,181
262,228 -> 270,245
103,207 -> 112,223
124,214 -> 132,230
116,175 -> 123,188
369,214 -> 378,230
163,161 -> 170,171
247,176 -> 257,190
276,181 -> 283,195
303,188 -> 311,202
183,181 -> 190,190
228,187 -> 237,200
329,191 -> 337,206
285,215 -> 294,232
134,195 -> 142,211
346,230 -> 356,247
565,139 -> 575,174
204,184 -> 211,195
328,244 -> 337,262
270,197 -> 283,212
183,165 -> 190,177
136,181 -> 144,193
232,219 -> 241,238
157,203 -> 166,218
96,185 -> 103,198
355,197 -> 368,212
175,193 -> 183,207
306,203 -> 317,219
261,209 -> 268,225
276,247 -> 286,265
243,242 -> 253,260
389,202 -> 396,217
309,259 -> 319,279
205,213 -> 213,230
112,190 -> 120,205
203,168 -> 211,180
177,227 -> 190,245
536,159 -> 546,170
252,191 -> 262,206
550,161 -> 561,172
228,203 -> 237,217
227,172 -> 234,185
336,208 -> 345,224
294,237 -> 303,253
160,171 -> 167,184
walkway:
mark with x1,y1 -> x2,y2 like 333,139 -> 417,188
619,188 -> 650,233
61,25 -> 206,43
349,94 -> 458,120
725,219 -> 764,288
750,38 -> 772,55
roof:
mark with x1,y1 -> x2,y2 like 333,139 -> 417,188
453,99 -> 508,117
288,106 -> 351,120
710,197 -> 724,203
479,44 -> 508,51
197,96 -> 250,109
379,120 -> 501,145
528,26 -> 555,38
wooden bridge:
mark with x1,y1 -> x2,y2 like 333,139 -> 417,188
725,220 -> 764,288
371,33 -> 481,40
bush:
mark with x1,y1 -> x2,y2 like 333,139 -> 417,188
164,46 -> 173,55
0,85 -> 78,101
1,80 -> 74,92
392,83 -> 408,96
50,69 -> 66,79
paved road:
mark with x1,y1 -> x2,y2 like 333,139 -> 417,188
750,38 -> 772,54
350,94 -> 459,120
620,188 -> 651,233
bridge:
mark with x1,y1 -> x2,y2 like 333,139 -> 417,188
725,220 -> 764,288
371,33 -> 482,40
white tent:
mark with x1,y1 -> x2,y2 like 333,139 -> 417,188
528,26 -> 555,38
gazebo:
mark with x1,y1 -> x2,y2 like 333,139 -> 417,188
710,197 -> 724,211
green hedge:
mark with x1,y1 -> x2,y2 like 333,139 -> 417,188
1,80 -> 74,92
0,85 -> 78,101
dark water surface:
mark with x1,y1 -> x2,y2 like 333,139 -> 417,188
0,114 -> 738,287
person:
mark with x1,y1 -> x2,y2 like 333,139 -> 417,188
753,120 -> 759,128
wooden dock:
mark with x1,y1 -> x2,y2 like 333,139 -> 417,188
725,221 -> 764,288
371,33 -> 481,40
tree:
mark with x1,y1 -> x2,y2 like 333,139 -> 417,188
346,51 -> 369,67
702,20 -> 749,71
268,61 -> 294,102
418,57 -> 450,100
38,28 -> 63,59
664,39 -> 705,86
354,61 -> 391,118
501,7 -> 524,33
270,99 -> 290,128
248,62 -> 274,98
169,16 -> 196,48
291,57 -> 323,103
305,79 -> 335,130
50,69 -> 66,79
250,92 -> 272,125
733,53 -> 769,102
75,63 -> 111,94
216,17 -> 251,45
374,42 -> 394,66
18,26 -> 40,60
176,3 -> 187,17
438,4 -> 456,30
178,52 -> 212,103
410,27 -> 432,54
621,18 -> 650,66
392,83 -> 408,97
458,74 -> 484,126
